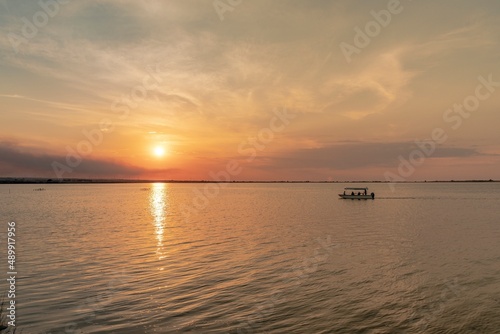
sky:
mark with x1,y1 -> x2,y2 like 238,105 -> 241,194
0,0 -> 499,181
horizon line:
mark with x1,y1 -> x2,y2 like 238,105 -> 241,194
0,177 -> 498,184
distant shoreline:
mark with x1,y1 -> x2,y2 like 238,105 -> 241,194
0,178 -> 497,184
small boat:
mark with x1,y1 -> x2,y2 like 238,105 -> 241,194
339,187 -> 374,200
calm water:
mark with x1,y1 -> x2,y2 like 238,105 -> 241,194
1,182 -> 500,333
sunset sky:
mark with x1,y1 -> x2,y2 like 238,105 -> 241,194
1,0 -> 499,181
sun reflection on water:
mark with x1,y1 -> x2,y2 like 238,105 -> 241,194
150,183 -> 168,260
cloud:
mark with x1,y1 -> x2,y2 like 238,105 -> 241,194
0,1 -> 499,180
259,142 -> 483,171
0,141 -> 177,178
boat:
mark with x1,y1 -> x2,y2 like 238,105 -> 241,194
338,187 -> 374,200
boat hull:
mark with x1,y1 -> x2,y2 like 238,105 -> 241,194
338,194 -> 374,199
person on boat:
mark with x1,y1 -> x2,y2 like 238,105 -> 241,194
357,192 -> 360,195
351,191 -> 354,196
364,189 -> 367,195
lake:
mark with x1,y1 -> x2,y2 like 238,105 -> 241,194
1,182 -> 499,333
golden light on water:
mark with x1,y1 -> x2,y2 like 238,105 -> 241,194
150,183 -> 168,261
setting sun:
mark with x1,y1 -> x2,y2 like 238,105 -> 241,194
153,146 -> 166,157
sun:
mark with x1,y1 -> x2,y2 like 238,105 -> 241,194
153,146 -> 166,157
